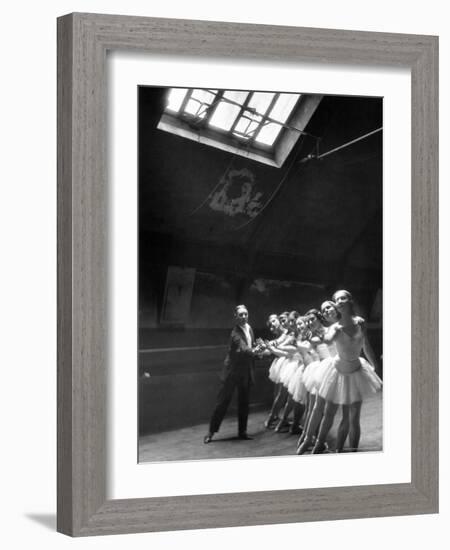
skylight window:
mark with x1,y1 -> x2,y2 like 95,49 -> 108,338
157,87 -> 322,168
165,88 -> 300,147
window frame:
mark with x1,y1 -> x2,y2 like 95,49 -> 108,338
158,88 -> 323,167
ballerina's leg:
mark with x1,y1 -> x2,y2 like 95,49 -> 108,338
297,392 -> 314,446
304,393 -> 314,429
348,401 -> 362,451
297,395 -> 326,454
335,404 -> 350,452
265,383 -> 287,427
312,400 -> 339,453
275,394 -> 293,432
290,401 -> 305,435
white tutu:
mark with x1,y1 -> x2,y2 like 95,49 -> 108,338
317,356 -> 382,405
302,357 -> 335,394
302,361 -> 320,394
301,342 -> 336,394
287,363 -> 307,403
302,361 -> 316,392
268,356 -> 286,384
279,354 -> 302,388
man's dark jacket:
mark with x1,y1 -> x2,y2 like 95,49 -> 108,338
221,324 -> 255,385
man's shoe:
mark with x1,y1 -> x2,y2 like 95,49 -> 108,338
238,433 -> 253,440
203,434 -> 213,444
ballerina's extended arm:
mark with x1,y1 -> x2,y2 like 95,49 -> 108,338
323,322 -> 342,344
267,335 -> 297,357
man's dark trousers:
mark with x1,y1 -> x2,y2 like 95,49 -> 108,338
208,372 -> 251,436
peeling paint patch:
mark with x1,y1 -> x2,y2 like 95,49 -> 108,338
209,168 -> 263,218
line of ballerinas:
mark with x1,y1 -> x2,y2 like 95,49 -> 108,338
254,290 -> 382,454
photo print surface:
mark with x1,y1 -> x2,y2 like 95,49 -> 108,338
138,86 -> 383,463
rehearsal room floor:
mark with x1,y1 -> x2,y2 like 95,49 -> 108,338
138,392 -> 382,463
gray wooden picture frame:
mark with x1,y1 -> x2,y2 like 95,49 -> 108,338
57,12 -> 439,537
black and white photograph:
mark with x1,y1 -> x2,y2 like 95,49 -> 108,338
138,86 -> 383,463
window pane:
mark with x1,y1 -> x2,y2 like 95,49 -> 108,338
179,89 -> 218,118
191,89 -> 218,103
209,103 -> 240,130
190,89 -> 218,116
185,98 -> 206,117
208,91 -> 249,131
255,122 -> 283,146
222,91 -> 249,106
269,93 -> 300,123
234,116 -> 260,138
247,92 -> 275,117
166,88 -> 189,113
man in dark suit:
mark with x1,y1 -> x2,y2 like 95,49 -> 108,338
204,304 -> 256,443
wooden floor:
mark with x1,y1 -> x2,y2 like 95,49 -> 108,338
139,392 -> 382,463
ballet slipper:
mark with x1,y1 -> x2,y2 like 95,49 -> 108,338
297,438 -> 313,454
274,419 -> 290,432
264,415 -> 278,429
311,441 -> 326,454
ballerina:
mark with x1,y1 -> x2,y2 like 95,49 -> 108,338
264,314 -> 290,428
266,311 -> 301,432
285,316 -> 315,435
278,311 -> 290,331
310,290 -> 382,453
298,301 -> 359,452
296,307 -> 335,451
